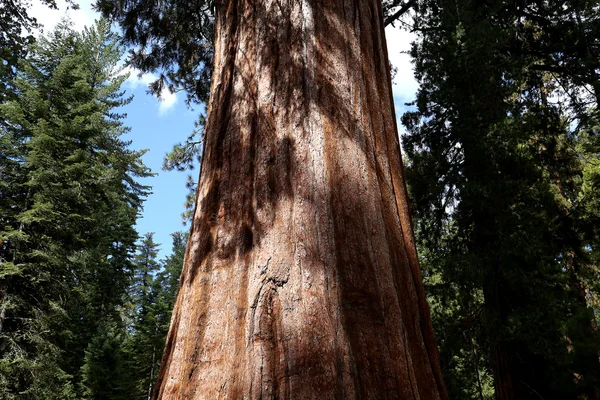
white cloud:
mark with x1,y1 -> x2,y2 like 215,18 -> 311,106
158,88 -> 178,115
385,25 -> 418,104
122,67 -> 179,115
385,25 -> 418,142
29,0 -> 96,34
123,66 -> 158,90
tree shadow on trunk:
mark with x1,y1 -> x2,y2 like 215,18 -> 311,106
153,1 -> 447,399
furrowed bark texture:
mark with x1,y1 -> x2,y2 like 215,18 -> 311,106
152,0 -> 447,398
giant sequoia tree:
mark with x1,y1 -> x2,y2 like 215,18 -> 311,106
101,0 -> 447,398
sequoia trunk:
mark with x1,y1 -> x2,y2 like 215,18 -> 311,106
152,1 -> 447,398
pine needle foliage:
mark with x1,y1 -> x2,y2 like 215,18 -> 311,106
124,232 -> 187,399
0,18 -> 151,398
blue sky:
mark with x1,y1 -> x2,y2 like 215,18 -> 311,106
30,0 -> 418,258
119,92 -> 201,257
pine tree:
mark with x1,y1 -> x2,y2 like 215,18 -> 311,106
129,234 -> 161,317
0,19 -> 151,398
156,232 -> 187,311
125,233 -> 162,400
80,319 -> 134,400
124,232 -> 187,399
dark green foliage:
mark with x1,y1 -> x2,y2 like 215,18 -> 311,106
399,0 -> 600,398
95,0 -> 214,106
0,16 -> 187,397
0,0 -> 61,104
0,19 -> 151,398
79,320 -> 134,400
158,231 -> 187,308
96,0 -> 215,223
129,233 -> 162,316
0,5 -> 192,399
123,233 -> 163,400
124,232 -> 187,399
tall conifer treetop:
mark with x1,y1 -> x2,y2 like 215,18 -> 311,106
0,19 -> 151,398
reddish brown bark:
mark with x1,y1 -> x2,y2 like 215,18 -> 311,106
490,343 -> 514,400
152,0 -> 447,398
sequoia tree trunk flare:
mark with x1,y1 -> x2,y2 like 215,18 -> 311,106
152,1 -> 447,398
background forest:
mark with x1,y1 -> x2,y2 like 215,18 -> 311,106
1,0 -> 599,399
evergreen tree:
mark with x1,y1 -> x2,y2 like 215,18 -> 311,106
156,232 -> 187,310
128,233 -> 161,318
400,0 -> 600,398
125,232 -> 186,400
79,319 -> 134,400
125,233 -> 162,400
0,0 -> 60,103
0,19 -> 151,398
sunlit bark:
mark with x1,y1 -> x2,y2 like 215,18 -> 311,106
152,1 -> 447,398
